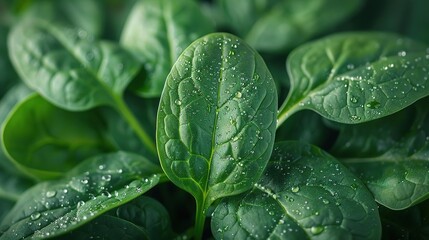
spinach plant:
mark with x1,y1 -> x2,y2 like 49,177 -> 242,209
0,0 -> 429,239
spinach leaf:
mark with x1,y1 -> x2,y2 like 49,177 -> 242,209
2,94 -> 113,180
278,32 -> 429,126
217,0 -> 363,52
0,84 -> 33,174
8,19 -> 140,111
0,199 -> 14,222
332,98 -> 429,210
212,141 -> 381,240
59,215 -> 149,240
8,19 -> 157,156
114,196 -> 174,240
0,152 -> 161,239
157,33 -> 277,238
121,0 -> 214,97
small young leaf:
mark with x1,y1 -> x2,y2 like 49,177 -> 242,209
217,0 -> 363,52
212,141 -> 381,240
8,19 -> 140,111
278,32 -> 429,125
333,98 -> 429,210
157,33 -> 277,236
60,215 -> 149,240
2,94 -> 113,179
121,0 -> 214,97
0,152 -> 161,239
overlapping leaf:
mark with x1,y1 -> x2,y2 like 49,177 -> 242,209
333,98 -> 429,209
0,152 -> 161,239
8,19 -> 140,111
2,94 -> 113,179
212,141 -> 381,240
121,0 -> 214,97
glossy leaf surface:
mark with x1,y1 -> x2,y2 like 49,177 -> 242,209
218,0 -> 363,52
121,0 -> 214,97
333,98 -> 429,210
212,141 -> 381,240
0,152 -> 161,239
278,32 -> 429,125
157,32 -> 277,212
8,20 -> 140,111
2,94 -> 112,179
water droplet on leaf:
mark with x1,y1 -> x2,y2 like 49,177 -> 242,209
30,212 -> 41,221
310,226 -> 324,235
46,191 -> 56,198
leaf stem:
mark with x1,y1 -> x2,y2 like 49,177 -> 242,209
113,96 -> 157,156
194,200 -> 206,240
276,101 -> 300,129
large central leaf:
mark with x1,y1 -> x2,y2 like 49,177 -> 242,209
157,33 -> 277,213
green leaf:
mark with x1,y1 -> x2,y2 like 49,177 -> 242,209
157,33 -> 277,238
212,141 -> 381,240
0,84 -> 33,174
278,32 -> 429,126
0,152 -> 161,239
217,0 -> 363,52
114,196 -> 174,240
121,0 -> 214,97
332,98 -> 429,210
60,215 -> 149,240
21,0 -> 104,36
8,19 -> 140,111
2,94 -> 113,180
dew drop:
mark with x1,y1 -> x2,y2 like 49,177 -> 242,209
46,190 -> 56,198
235,91 -> 242,99
366,100 -> 381,109
30,212 -> 41,221
350,96 -> 358,103
291,186 -> 300,193
77,201 -> 85,208
81,179 -> 89,184
101,175 -> 111,182
349,115 -> 361,121
174,99 -> 182,106
322,199 -> 330,204
310,226 -> 324,235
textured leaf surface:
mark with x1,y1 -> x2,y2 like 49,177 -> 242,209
2,94 -> 112,179
212,141 -> 381,240
8,20 -> 140,111
121,0 -> 214,97
333,98 -> 429,210
0,152 -> 161,239
157,33 -> 277,210
278,32 -> 429,125
218,0 -> 363,52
